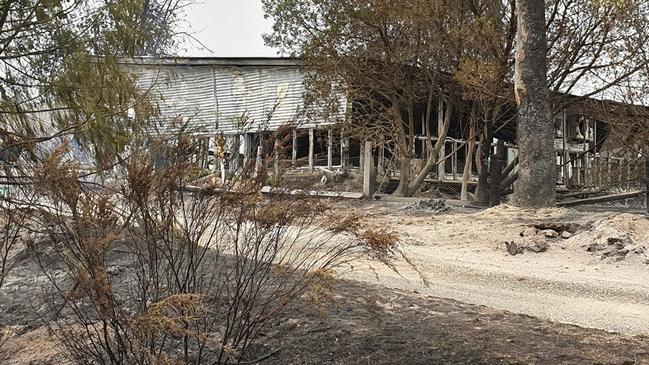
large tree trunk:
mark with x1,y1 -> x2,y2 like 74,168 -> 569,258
395,155 -> 411,197
511,0 -> 556,207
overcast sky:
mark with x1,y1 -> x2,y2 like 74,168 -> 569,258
178,0 -> 278,57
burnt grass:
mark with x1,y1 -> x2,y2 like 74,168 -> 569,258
2,240 -> 649,364
256,279 -> 649,365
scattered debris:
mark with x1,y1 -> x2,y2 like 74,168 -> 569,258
586,242 -> 605,252
558,190 -> 646,207
541,229 -> 559,238
505,240 -> 549,255
406,199 -> 449,213
531,222 -> 581,234
521,227 -> 538,237
564,214 -> 649,263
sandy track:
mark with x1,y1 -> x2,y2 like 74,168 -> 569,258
339,201 -> 649,335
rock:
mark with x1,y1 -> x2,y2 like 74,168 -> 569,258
505,240 -> 548,255
533,222 -> 582,234
607,236 -> 630,250
505,241 -> 524,255
587,243 -> 605,252
521,227 -> 538,237
541,229 -> 559,238
561,231 -> 572,239
526,240 -> 549,253
601,248 -> 628,261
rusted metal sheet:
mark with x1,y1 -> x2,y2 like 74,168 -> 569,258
130,59 -> 346,136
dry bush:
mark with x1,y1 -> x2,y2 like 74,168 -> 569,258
0,203 -> 31,289
0,202 -> 33,352
361,228 -> 400,260
28,132 -> 363,364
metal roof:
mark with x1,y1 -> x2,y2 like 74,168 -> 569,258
120,56 -> 303,67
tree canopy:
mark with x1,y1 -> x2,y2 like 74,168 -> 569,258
263,0 -> 649,199
0,0 -> 187,167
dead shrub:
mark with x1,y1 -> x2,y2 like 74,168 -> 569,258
322,211 -> 363,234
305,268 -> 339,315
362,228 -> 400,260
28,133 -> 361,364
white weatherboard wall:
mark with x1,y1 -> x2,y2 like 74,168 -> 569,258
132,61 -> 346,136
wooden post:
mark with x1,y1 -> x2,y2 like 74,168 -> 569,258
340,132 -> 349,170
437,99 -> 446,180
226,135 -> 237,173
327,128 -> 333,169
203,137 -> 210,169
645,157 -> 649,213
576,157 -> 582,186
363,141 -> 375,198
452,140 -> 458,180
593,153 -> 599,186
377,137 -> 385,176
254,144 -> 263,177
292,129 -> 297,166
243,133 -> 251,168
212,134 -> 222,173
489,140 -> 506,206
584,121 -> 590,186
220,160 -> 226,186
562,109 -> 569,186
274,139 -> 281,178
308,128 -> 314,172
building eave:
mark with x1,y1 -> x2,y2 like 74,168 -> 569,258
118,56 -> 303,67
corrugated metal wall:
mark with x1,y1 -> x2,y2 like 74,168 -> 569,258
132,63 -> 346,135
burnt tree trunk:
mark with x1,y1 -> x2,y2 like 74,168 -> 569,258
511,0 -> 556,207
396,155 -> 412,197
475,125 -> 492,206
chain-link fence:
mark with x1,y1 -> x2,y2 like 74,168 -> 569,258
270,130 -> 647,212
115,126 -> 647,212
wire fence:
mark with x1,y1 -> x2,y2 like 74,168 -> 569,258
3,129 -> 645,212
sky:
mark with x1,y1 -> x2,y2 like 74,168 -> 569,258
178,0 -> 278,57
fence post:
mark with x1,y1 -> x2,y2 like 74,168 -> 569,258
340,133 -> 349,171
363,141 -> 375,198
437,99 -> 446,180
308,128 -> 314,173
254,144 -> 263,178
292,130 -> 297,166
327,128 -> 333,169
645,157 -> 649,213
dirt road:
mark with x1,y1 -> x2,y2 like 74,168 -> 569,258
339,201 -> 649,335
